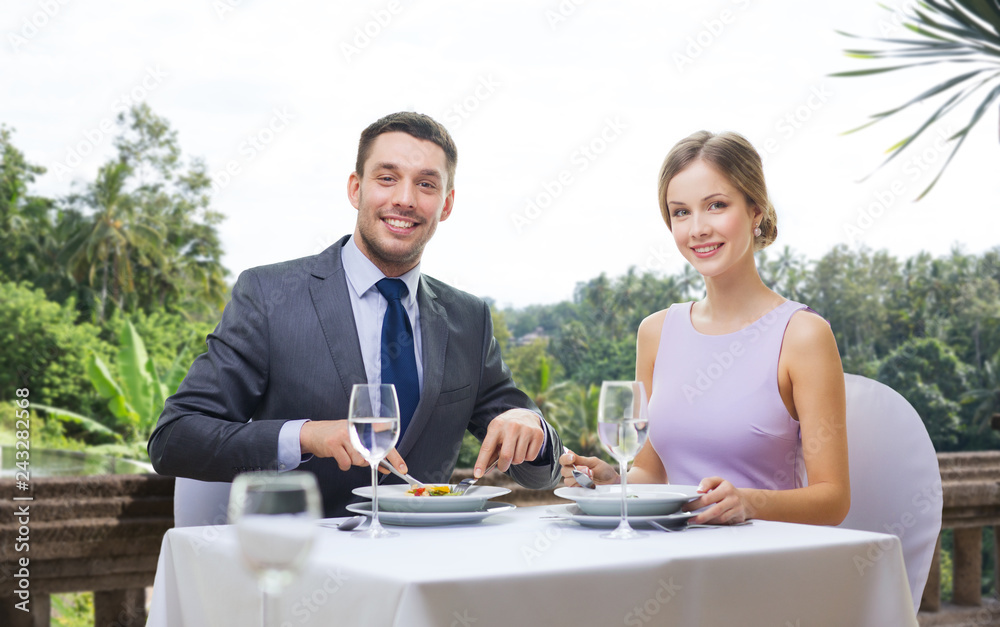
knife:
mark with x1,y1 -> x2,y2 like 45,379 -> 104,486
379,459 -> 424,487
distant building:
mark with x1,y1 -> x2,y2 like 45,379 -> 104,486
514,327 -> 548,346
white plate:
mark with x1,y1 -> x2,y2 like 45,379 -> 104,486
554,484 -> 701,516
547,504 -> 697,529
352,485 -> 512,513
346,501 -> 516,526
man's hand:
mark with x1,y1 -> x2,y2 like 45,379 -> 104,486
299,420 -> 407,473
473,409 -> 545,478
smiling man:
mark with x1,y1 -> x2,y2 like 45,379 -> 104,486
148,112 -> 562,517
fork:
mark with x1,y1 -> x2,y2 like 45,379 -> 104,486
649,519 -> 753,533
451,458 -> 500,495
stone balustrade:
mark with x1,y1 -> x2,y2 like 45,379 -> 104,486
1,452 -> 998,626
0,475 -> 173,627
918,451 -> 1000,626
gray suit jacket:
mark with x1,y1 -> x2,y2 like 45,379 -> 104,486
148,236 -> 562,517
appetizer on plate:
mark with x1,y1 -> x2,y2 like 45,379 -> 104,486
407,485 -> 454,496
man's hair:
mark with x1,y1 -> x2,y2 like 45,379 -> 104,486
355,112 -> 458,192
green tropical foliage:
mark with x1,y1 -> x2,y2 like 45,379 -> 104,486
832,0 -> 1000,198
35,319 -> 190,460
0,282 -> 113,420
1,105 -> 228,324
964,348 -> 1000,434
0,106 -> 221,459
0,125 -> 58,287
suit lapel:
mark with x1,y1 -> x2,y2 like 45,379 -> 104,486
398,277 -> 448,456
309,236 -> 367,403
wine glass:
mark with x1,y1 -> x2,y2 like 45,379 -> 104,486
348,383 -> 401,539
597,381 -> 650,539
228,471 -> 321,627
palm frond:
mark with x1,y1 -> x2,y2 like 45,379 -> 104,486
833,0 -> 1000,198
951,0 -> 1000,32
916,81 -> 1000,198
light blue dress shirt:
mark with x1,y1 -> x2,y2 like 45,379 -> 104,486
275,235 -> 543,471
275,236 -> 422,469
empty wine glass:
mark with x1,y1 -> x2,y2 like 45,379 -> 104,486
228,471 -> 321,627
348,383 -> 401,539
597,381 -> 650,539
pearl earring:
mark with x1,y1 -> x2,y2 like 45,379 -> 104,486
753,224 -> 762,237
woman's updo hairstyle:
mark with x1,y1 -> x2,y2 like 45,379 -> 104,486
657,130 -> 777,251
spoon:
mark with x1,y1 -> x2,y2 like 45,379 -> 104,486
562,446 -> 596,489
572,468 -> 596,489
336,515 -> 366,531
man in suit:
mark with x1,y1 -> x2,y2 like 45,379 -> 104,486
148,112 -> 562,517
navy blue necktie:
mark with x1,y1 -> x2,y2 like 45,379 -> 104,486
375,278 -> 420,435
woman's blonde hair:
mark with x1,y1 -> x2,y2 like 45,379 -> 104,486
657,130 -> 777,251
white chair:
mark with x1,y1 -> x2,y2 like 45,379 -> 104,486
837,373 -> 943,615
173,477 -> 233,527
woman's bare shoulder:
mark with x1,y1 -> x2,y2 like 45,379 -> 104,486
637,308 -> 670,343
782,308 -> 840,366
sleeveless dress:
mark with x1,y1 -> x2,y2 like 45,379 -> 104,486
647,299 -> 813,490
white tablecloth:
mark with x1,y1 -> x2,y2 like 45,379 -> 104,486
146,506 -> 917,627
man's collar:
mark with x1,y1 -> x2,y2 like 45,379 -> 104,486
342,235 -> 421,304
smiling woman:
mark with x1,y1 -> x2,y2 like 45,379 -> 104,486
560,130 -> 851,529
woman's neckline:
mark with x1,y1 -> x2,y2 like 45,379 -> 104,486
686,299 -> 790,337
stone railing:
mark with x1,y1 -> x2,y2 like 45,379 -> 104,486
1,453 -> 997,626
918,451 -> 1000,627
0,475 -> 173,627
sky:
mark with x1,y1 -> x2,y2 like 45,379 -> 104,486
3,0 -> 999,309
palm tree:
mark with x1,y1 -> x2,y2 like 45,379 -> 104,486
757,246 -> 805,298
0,126 -> 59,284
561,382 -> 604,458
963,349 -> 1000,433
676,264 -> 702,300
832,0 -> 1000,198
61,161 -> 164,321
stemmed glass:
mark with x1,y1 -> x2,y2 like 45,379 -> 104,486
348,383 -> 401,539
228,471 -> 321,627
597,381 -> 650,540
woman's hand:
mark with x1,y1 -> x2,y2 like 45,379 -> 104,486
558,450 -> 619,487
683,477 -> 754,524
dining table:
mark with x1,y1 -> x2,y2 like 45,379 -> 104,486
145,504 -> 918,627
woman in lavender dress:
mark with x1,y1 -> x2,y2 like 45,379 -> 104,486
561,131 -> 850,526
